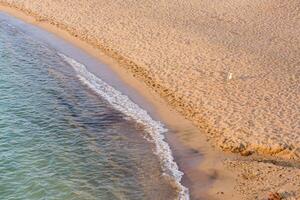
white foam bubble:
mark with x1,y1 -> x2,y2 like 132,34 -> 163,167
59,53 -> 190,200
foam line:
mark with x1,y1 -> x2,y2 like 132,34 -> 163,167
59,53 -> 190,200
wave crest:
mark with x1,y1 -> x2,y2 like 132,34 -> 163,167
59,53 -> 189,200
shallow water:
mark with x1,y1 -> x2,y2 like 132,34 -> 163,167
0,19 -> 183,199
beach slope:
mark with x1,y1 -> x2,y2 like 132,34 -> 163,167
1,0 -> 299,199
1,0 -> 298,159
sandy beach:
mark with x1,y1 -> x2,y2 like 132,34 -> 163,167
0,0 -> 299,199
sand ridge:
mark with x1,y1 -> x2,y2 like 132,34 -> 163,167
225,159 -> 300,200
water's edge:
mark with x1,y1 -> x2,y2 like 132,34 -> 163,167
59,53 -> 189,200
0,11 -> 190,200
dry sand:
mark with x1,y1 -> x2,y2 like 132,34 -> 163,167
225,158 -> 300,200
1,0 -> 298,160
0,1 -> 299,199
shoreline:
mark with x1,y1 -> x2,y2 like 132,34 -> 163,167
0,1 -> 298,161
1,2 -> 299,199
0,6 -> 236,200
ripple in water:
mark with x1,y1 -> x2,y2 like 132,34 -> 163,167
0,18 -> 188,199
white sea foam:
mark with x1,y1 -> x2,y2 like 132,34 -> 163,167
59,53 -> 190,200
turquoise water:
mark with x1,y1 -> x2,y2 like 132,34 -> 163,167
0,19 -> 179,199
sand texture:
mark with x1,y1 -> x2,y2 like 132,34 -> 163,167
1,0 -> 299,160
1,1 -> 300,199
225,159 -> 300,200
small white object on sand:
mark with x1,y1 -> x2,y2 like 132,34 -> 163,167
227,72 -> 233,80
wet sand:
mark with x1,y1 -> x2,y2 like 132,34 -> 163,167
0,7 -> 227,200
0,1 -> 299,199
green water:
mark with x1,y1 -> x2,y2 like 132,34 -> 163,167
0,18 -> 177,200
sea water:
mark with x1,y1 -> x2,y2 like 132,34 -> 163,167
0,14 -> 188,200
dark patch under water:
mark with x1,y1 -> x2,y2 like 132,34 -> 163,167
0,19 -> 177,200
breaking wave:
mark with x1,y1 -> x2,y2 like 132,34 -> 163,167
59,53 -> 189,200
